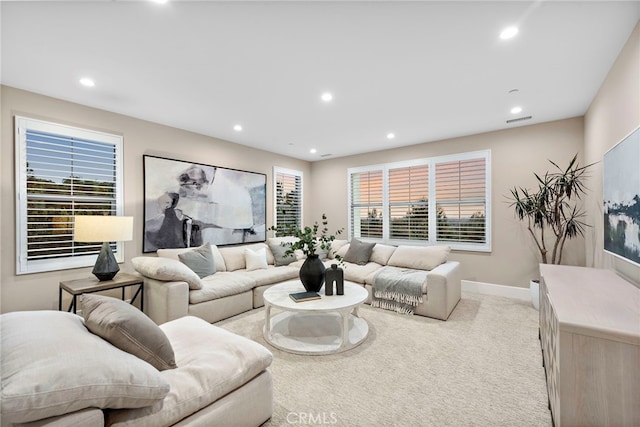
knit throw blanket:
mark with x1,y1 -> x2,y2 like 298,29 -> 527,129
371,266 -> 426,315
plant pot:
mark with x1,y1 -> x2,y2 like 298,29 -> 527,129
299,254 -> 326,292
530,279 -> 540,310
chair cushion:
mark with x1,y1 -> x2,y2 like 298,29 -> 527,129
178,244 -> 216,278
81,294 -> 177,371
132,256 -> 202,290
0,311 -> 169,424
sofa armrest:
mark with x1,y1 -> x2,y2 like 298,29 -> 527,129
426,261 -> 462,317
427,260 -> 461,282
143,278 -> 189,325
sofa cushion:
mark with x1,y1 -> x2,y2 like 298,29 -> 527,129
189,272 -> 257,304
157,244 -> 227,272
328,239 -> 349,259
220,243 -> 273,271
106,316 -> 273,427
335,243 -> 350,259
339,262 -> 384,283
245,247 -> 268,271
369,244 -> 397,265
387,245 -> 451,270
132,256 -> 202,290
0,311 -> 169,424
238,265 -> 300,287
269,243 -> 296,266
81,294 -> 177,371
343,239 -> 376,265
178,244 -> 216,278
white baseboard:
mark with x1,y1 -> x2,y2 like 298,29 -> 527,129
462,280 -> 531,302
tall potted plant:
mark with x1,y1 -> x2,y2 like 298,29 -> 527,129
507,154 -> 594,308
269,214 -> 343,292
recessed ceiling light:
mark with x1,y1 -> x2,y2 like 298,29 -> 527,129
321,92 -> 333,102
150,0 -> 169,4
79,77 -> 95,87
510,106 -> 523,114
233,124 -> 242,131
387,133 -> 395,140
310,148 -> 317,154
500,26 -> 519,40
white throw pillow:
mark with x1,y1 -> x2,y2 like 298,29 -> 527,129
245,247 -> 268,271
0,311 -> 169,424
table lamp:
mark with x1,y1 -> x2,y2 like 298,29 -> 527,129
74,215 -> 133,281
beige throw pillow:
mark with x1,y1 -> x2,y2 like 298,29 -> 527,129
81,294 -> 177,371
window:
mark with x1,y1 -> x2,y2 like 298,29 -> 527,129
15,116 -> 124,274
273,167 -> 302,234
348,150 -> 491,251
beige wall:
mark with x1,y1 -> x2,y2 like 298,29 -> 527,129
584,21 -> 640,284
0,86 -> 311,313
311,118 -> 586,288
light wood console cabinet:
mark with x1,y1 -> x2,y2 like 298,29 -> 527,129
539,264 -> 640,427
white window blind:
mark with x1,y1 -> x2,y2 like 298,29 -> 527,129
15,116 -> 124,274
349,169 -> 383,238
273,167 -> 302,234
389,165 -> 429,241
435,158 -> 487,244
348,150 -> 491,251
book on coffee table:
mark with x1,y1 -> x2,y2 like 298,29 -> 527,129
289,291 -> 321,302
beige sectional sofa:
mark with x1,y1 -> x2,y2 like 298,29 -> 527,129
135,239 -> 461,324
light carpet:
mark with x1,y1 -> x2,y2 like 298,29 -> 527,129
217,292 -> 552,426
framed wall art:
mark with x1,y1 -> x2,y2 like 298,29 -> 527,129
143,155 -> 266,252
603,126 -> 640,266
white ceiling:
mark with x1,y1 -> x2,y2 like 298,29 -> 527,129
2,1 -> 639,162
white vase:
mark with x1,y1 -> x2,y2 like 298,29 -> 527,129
530,280 -> 540,310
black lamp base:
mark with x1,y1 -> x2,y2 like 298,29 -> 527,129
93,242 -> 120,281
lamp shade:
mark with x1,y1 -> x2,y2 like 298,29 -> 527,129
74,216 -> 133,243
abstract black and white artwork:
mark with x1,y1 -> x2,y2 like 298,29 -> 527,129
603,126 -> 640,266
143,155 -> 266,252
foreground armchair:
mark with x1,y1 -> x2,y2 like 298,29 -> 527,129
1,296 -> 273,427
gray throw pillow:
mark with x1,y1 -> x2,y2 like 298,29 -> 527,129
81,294 -> 177,371
343,238 -> 376,265
178,244 -> 215,278
269,243 -> 296,266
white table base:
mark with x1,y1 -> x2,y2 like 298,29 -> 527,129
263,308 -> 369,355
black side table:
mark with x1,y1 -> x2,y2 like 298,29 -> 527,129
59,272 -> 144,313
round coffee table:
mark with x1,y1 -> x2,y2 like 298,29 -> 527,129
262,280 -> 369,355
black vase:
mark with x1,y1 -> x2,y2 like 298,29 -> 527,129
299,254 -> 326,292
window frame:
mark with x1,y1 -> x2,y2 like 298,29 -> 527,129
347,150 -> 491,252
273,166 -> 303,233
15,116 -> 124,275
